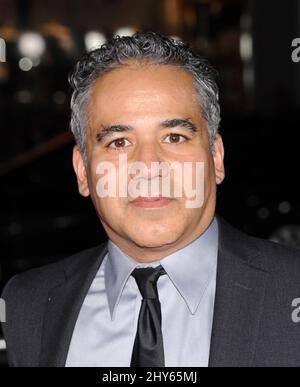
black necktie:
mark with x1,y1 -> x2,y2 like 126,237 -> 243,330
130,265 -> 167,367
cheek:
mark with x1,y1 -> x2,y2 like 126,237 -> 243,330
179,149 -> 211,184
93,197 -> 126,227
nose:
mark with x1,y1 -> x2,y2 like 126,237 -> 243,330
130,141 -> 164,180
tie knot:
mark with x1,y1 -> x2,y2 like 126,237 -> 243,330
131,265 -> 166,299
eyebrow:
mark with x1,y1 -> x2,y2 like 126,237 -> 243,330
95,124 -> 132,142
95,118 -> 198,142
159,118 -> 198,133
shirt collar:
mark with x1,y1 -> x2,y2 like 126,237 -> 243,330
105,217 -> 218,319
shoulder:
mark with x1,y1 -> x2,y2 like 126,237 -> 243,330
1,243 -> 107,366
249,233 -> 300,280
1,243 -> 107,308
216,215 -> 300,278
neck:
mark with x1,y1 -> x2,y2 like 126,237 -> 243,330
103,211 -> 215,263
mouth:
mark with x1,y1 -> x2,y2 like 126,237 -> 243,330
129,196 -> 174,208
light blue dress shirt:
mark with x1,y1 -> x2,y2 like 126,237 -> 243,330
66,217 -> 218,367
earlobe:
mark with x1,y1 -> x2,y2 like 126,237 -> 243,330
72,146 -> 90,197
213,134 -> 225,185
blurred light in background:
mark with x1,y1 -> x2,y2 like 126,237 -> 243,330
15,89 -> 32,104
84,31 -> 106,52
0,340 -> 6,350
278,201 -> 292,215
53,91 -> 67,105
114,26 -> 136,37
169,35 -> 181,41
40,21 -> 74,52
257,207 -> 270,220
17,32 -> 46,60
18,57 -> 33,71
270,225 -> 300,249
239,32 -> 252,62
239,11 -> 255,106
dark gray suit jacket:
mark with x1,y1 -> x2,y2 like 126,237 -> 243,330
2,216 -> 300,367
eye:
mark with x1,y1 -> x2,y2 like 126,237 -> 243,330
163,133 -> 189,144
106,138 -> 131,149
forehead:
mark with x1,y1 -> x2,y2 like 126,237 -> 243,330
88,64 -> 202,125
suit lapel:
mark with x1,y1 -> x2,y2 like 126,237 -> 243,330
39,243 -> 108,367
209,217 -> 269,367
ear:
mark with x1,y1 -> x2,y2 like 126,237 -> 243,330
72,146 -> 90,197
213,134 -> 225,185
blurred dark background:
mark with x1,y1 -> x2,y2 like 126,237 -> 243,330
0,0 -> 300,365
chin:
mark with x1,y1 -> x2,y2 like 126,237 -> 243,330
132,238 -> 177,249
128,226 -> 181,249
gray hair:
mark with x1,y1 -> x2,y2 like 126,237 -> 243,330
69,31 -> 221,162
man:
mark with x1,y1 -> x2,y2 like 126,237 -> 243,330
2,32 -> 300,367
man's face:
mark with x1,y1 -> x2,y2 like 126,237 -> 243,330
73,64 -> 225,260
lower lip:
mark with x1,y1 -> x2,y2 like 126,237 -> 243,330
130,197 -> 173,208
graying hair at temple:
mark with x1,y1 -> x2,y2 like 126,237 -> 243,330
68,31 -> 221,163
